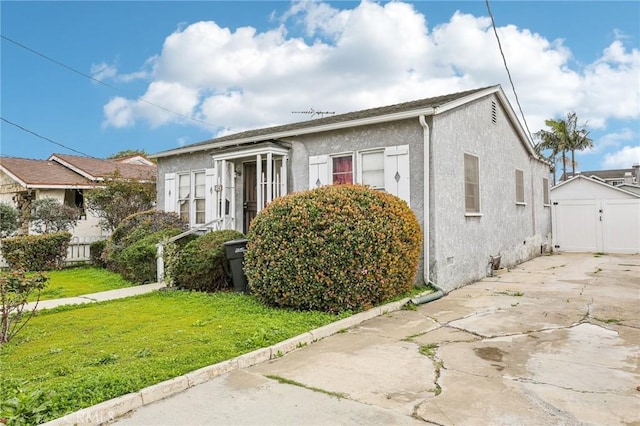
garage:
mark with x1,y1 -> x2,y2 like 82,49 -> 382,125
550,175 -> 640,254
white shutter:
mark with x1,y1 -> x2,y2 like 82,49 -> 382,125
309,155 -> 328,188
164,173 -> 176,212
384,145 -> 410,204
205,168 -> 215,222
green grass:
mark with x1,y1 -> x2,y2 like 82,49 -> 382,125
31,267 -> 135,301
1,290 -> 347,423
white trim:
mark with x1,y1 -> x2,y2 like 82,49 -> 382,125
48,155 -> 100,181
515,202 -> 527,206
209,145 -> 289,161
329,152 -> 355,185
464,213 -> 483,218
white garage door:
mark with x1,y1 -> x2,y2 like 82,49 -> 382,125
552,199 -> 640,254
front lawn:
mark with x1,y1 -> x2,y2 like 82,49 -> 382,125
32,266 -> 135,301
0,290 -> 347,423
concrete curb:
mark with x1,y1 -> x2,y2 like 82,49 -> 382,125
43,296 -> 414,426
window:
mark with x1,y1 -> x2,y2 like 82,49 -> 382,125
543,177 -> 550,205
515,169 -> 525,204
360,150 -> 384,189
193,171 -> 205,225
464,154 -> 480,214
332,155 -> 353,184
178,173 -> 190,223
309,145 -> 410,204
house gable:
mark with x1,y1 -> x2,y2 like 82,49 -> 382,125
551,175 -> 640,200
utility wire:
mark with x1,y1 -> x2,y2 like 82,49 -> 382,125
484,0 -> 533,141
1,117 -> 101,159
1,34 -> 216,129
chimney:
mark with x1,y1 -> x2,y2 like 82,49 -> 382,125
633,163 -> 640,184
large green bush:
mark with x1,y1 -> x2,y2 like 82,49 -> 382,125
103,210 -> 188,281
1,232 -> 72,271
117,229 -> 184,284
89,240 -> 107,268
109,210 -> 186,248
170,230 -> 245,292
244,185 -> 422,313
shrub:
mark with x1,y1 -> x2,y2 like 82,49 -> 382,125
25,198 -> 78,234
103,210 -> 187,280
244,185 -> 422,313
115,228 -> 184,284
0,203 -> 20,238
1,232 -> 72,271
89,240 -> 107,268
109,210 -> 186,248
171,230 -> 245,292
0,269 -> 49,344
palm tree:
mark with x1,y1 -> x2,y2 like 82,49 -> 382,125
534,112 -> 593,182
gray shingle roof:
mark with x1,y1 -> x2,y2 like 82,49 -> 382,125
154,86 -> 495,156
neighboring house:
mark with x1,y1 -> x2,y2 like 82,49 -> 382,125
0,154 -> 156,249
150,85 -> 551,292
567,164 -> 640,187
551,175 -> 640,254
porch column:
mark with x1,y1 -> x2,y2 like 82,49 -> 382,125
281,155 -> 288,196
266,152 -> 273,204
256,154 -> 263,212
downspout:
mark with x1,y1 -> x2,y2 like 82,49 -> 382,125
413,115 -> 447,305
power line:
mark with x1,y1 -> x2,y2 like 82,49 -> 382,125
1,34 -> 216,129
1,117 -> 100,159
484,0 -> 533,141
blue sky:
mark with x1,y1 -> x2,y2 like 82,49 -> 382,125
1,1 -> 639,174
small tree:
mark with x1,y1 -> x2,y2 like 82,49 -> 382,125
0,269 -> 49,344
0,203 -> 20,238
26,198 -> 78,234
84,171 -> 156,232
108,149 -> 151,160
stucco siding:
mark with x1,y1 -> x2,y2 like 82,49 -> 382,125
156,151 -> 213,212
430,95 -> 550,291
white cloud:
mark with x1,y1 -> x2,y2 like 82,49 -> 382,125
100,0 -> 640,147
91,60 -> 151,83
581,128 -> 636,155
602,146 -> 640,169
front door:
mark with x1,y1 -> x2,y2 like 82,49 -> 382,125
243,162 -> 257,233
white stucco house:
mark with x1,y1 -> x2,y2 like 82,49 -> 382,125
551,175 -> 640,254
150,85 -> 551,292
0,154 -> 156,259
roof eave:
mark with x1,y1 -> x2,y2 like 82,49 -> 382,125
150,106 -> 437,159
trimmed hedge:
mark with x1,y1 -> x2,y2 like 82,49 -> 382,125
244,185 -> 422,313
170,230 -> 245,292
1,232 -> 72,271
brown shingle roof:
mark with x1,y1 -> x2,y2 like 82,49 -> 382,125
0,157 -> 92,187
49,154 -> 156,181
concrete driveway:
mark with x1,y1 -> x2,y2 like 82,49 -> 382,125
116,253 -> 639,425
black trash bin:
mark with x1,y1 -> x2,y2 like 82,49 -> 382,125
224,239 -> 249,293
